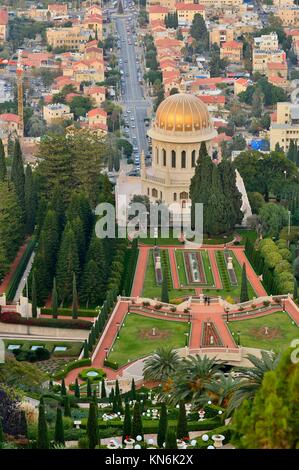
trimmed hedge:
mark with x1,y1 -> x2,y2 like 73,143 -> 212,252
53,358 -> 92,380
104,359 -> 119,370
41,307 -> 98,318
0,313 -> 92,330
79,367 -> 106,382
6,238 -> 36,302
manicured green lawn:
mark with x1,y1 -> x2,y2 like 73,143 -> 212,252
142,249 -> 194,301
228,312 -> 299,352
204,251 -> 255,303
237,229 -> 258,245
108,313 -> 190,366
175,250 -> 215,287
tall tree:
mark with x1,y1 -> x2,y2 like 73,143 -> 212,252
72,272 -> 79,319
87,402 -> 99,449
240,263 -> 249,303
31,271 -> 37,318
122,402 -> 132,443
206,164 -> 228,236
132,401 -> 143,440
0,139 -> 7,182
176,400 -> 188,440
100,378 -> 106,398
165,428 -> 177,449
161,272 -> 169,303
157,403 -> 168,448
56,224 -> 80,305
37,401 -> 49,449
52,277 -> 58,319
0,181 -> 23,267
11,139 -> 25,217
54,407 -> 65,446
24,164 -> 36,234
74,378 -> 80,399
63,396 -> 71,418
219,160 -> 243,229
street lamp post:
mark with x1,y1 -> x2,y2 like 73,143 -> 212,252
116,322 -> 120,337
105,348 -> 109,359
237,331 -> 241,347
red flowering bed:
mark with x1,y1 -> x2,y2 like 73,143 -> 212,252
202,321 -> 223,347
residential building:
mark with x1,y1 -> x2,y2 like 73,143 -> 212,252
220,40 -> 243,64
87,107 -> 108,135
209,26 -> 235,47
0,9 -> 8,44
0,113 -> 22,138
48,3 -> 68,17
253,33 -> 286,74
46,26 -> 93,51
276,7 -> 299,26
84,85 -> 106,105
148,5 -> 169,23
43,103 -> 74,125
270,102 -> 299,151
175,3 -> 206,26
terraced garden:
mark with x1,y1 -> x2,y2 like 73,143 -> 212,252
228,312 -> 299,351
204,251 -> 256,302
107,313 -> 190,367
142,249 -> 194,301
175,250 -> 215,287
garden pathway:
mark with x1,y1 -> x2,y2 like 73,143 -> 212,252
0,241 -> 29,296
232,248 -> 267,297
131,246 -> 149,297
168,248 -> 180,289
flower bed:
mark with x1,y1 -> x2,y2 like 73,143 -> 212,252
152,247 -> 163,284
202,321 -> 223,347
184,252 -> 207,284
223,251 -> 238,286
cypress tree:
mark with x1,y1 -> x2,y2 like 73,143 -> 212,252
64,395 -> 71,418
24,164 -> 36,234
54,407 -> 65,445
74,378 -> 80,398
20,410 -> 28,438
190,150 -> 213,230
0,416 -> 4,446
0,138 -> 7,182
11,139 -> 25,216
219,160 -> 243,229
157,403 -> 168,448
87,378 -> 92,397
115,379 -> 120,397
52,277 -> 58,318
293,278 -> 298,301
165,428 -> 177,449
49,379 -> 53,391
80,260 -> 104,308
206,164 -> 228,236
122,403 -> 132,443
132,401 -> 143,440
72,272 -> 79,319
37,401 -> 49,449
87,402 -> 99,449
61,378 -> 67,396
161,272 -> 169,303
101,378 -> 106,398
112,395 -> 118,413
31,271 -> 37,318
130,378 -> 136,400
240,263 -> 249,303
176,401 -> 188,440
56,223 -> 80,305
83,340 -> 89,358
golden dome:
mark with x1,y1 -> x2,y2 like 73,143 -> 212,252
155,93 -> 212,133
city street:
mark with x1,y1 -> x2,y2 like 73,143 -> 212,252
114,13 -> 151,162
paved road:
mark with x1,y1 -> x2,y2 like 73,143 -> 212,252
114,14 -> 150,159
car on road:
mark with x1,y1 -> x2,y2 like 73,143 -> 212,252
130,116 -> 135,121
131,124 -> 136,128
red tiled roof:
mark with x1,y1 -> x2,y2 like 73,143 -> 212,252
0,113 -> 20,123
88,107 -> 107,118
85,85 -> 105,95
199,95 -> 225,105
148,6 -> 169,14
212,132 -> 232,144
175,3 -> 204,11
267,61 -> 287,70
65,93 -> 81,102
0,9 -> 8,25
222,40 -> 242,49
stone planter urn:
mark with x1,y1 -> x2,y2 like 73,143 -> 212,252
198,409 -> 205,421
124,438 -> 135,449
212,434 -> 225,448
152,409 -> 159,419
107,439 -> 121,450
177,440 -> 188,449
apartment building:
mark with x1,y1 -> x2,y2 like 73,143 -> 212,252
270,102 -> 299,151
43,103 -> 74,125
0,9 -> 8,44
46,26 -> 93,51
276,7 -> 299,26
210,26 -> 235,47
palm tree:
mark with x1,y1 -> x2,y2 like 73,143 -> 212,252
200,373 -> 241,408
166,355 -> 222,404
143,348 -> 181,383
226,351 -> 280,415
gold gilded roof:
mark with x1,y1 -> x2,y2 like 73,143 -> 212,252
155,93 -> 212,133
